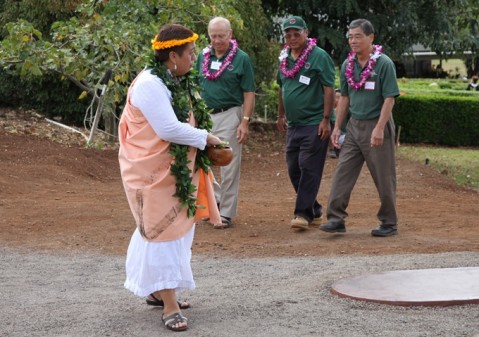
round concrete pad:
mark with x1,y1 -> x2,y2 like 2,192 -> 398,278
331,267 -> 479,306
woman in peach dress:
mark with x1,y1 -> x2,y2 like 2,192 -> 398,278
118,24 -> 222,332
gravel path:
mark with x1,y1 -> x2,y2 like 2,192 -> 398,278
1,247 -> 479,337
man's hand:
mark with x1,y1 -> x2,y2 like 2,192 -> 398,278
276,116 -> 287,132
318,119 -> 331,140
370,126 -> 384,147
237,121 -> 249,144
331,127 -> 342,148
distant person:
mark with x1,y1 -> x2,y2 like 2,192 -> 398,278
435,64 -> 446,78
320,18 -> 400,237
195,16 -> 255,229
466,75 -> 479,91
276,15 -> 335,231
118,23 -> 223,332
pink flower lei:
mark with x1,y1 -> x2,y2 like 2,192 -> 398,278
201,39 -> 239,80
346,44 -> 382,90
279,38 -> 316,78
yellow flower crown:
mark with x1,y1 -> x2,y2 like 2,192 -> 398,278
151,33 -> 199,50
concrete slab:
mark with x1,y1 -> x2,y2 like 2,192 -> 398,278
331,267 -> 479,306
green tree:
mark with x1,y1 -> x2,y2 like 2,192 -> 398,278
0,0 -> 276,134
1,0 -> 236,104
0,0 -> 82,38
262,0 -> 479,67
439,0 -> 479,76
0,0 -> 87,123
233,0 -> 281,83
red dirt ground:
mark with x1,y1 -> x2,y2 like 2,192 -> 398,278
1,108 -> 478,258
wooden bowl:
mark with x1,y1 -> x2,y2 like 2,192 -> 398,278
207,146 -> 233,166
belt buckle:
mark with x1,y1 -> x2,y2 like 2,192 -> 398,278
213,107 -> 229,114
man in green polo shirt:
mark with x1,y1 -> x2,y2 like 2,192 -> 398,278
320,18 -> 400,237
276,15 -> 335,231
195,16 -> 255,229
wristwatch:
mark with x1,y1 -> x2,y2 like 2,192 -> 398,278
243,116 -> 251,122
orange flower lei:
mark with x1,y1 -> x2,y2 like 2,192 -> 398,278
151,33 -> 199,50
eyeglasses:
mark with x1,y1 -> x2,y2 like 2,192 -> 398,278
208,31 -> 231,41
283,31 -> 304,40
348,34 -> 367,41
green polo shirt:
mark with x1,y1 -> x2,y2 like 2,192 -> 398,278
340,53 -> 399,120
277,46 -> 335,126
195,46 -> 255,109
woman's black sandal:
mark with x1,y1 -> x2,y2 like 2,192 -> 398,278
146,293 -> 190,309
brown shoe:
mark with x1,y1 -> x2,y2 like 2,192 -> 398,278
291,216 -> 309,230
310,215 -> 322,227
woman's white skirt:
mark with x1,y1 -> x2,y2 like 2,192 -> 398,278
124,225 -> 196,297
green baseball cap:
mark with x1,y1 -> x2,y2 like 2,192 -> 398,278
282,16 -> 307,31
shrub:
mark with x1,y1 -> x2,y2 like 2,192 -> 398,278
394,92 -> 479,146
255,80 -> 280,122
0,70 -> 89,125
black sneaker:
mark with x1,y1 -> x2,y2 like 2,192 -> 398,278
371,225 -> 398,237
319,221 -> 346,233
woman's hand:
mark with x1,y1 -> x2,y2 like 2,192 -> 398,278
206,133 -> 223,146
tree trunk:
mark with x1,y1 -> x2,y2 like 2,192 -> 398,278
104,105 -> 118,143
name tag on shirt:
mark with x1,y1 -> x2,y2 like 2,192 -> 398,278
211,61 -> 222,70
299,75 -> 311,85
364,81 -> 376,90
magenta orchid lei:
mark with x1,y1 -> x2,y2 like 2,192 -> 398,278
279,38 -> 316,78
201,39 -> 239,80
346,44 -> 382,90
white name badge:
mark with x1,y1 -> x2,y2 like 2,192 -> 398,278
211,61 -> 222,70
299,75 -> 311,85
364,81 -> 376,90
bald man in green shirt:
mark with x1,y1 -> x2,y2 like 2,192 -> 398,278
195,17 -> 255,228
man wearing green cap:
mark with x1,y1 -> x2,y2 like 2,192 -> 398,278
276,15 -> 335,231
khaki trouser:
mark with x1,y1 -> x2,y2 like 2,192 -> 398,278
210,106 -> 243,219
326,117 -> 398,226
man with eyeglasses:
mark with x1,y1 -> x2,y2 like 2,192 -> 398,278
195,16 -> 255,229
276,16 -> 335,231
319,19 -> 400,237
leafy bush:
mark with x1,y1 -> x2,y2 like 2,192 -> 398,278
255,80 -> 280,122
394,93 -> 479,146
0,0 -> 88,124
0,70 -> 89,125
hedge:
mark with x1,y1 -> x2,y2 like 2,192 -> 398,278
393,92 -> 479,146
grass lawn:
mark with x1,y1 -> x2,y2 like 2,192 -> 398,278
394,77 -> 478,191
397,145 -> 479,191
397,77 -> 476,92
